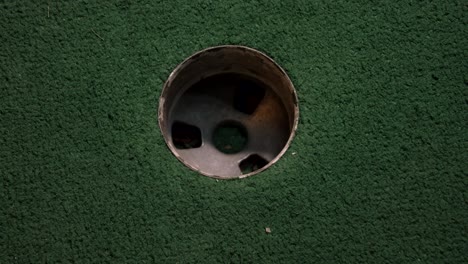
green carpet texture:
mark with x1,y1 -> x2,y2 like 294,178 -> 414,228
1,1 -> 467,263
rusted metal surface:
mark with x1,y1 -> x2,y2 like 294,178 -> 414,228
158,45 -> 299,179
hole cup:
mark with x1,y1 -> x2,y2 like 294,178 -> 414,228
158,45 -> 299,179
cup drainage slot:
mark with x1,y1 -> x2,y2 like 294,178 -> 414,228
233,78 -> 266,115
172,121 -> 202,149
239,154 -> 269,174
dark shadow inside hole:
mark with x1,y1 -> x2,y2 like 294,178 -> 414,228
233,78 -> 266,115
185,73 -> 266,115
172,121 -> 202,149
239,154 -> 269,174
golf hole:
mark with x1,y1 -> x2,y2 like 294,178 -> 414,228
158,45 -> 299,179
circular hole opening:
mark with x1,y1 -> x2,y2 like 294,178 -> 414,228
158,45 -> 299,179
212,121 -> 248,154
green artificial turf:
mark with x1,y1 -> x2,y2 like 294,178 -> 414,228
1,1 -> 467,263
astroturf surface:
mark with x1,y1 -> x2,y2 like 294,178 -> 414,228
1,1 -> 467,263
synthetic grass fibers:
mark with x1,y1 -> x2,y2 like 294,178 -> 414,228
1,1 -> 467,263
